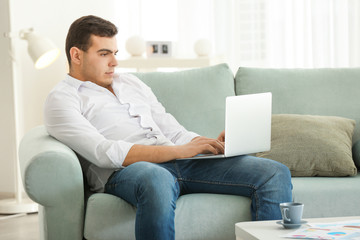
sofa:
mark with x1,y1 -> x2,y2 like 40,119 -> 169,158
19,63 -> 360,240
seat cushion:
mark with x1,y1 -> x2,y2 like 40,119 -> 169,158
292,174 -> 360,218
84,193 -> 251,240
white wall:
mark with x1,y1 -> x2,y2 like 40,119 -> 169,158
1,0 -> 119,194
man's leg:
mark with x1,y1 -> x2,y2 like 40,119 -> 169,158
105,161 -> 180,240
169,155 -> 292,220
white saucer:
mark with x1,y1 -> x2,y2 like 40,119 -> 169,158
276,220 -> 308,229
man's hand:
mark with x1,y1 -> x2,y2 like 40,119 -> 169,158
176,136 -> 225,159
217,130 -> 225,142
123,134 -> 225,166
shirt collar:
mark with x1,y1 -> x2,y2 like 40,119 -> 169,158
64,74 -> 86,90
64,72 -> 121,92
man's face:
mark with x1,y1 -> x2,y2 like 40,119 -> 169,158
78,35 -> 118,88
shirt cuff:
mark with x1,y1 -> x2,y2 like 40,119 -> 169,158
105,141 -> 134,167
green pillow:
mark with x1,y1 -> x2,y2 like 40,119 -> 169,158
256,114 -> 357,177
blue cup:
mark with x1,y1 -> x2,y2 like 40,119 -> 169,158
280,202 -> 304,224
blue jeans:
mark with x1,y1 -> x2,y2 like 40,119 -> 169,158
105,155 -> 292,240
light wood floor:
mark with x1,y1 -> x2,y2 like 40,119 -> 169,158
0,213 -> 39,240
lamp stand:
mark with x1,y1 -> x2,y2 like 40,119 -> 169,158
0,36 -> 38,215
0,199 -> 38,214
0,155 -> 38,214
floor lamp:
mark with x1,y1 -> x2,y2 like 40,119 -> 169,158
0,28 -> 60,215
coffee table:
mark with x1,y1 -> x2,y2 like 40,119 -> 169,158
235,216 -> 360,240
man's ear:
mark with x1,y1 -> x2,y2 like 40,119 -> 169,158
69,47 -> 82,65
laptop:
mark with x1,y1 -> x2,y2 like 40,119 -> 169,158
178,92 -> 272,160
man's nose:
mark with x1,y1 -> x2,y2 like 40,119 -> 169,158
110,54 -> 118,67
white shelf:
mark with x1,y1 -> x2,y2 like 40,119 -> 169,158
117,56 -> 224,71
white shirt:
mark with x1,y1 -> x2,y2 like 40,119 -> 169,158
44,73 -> 199,192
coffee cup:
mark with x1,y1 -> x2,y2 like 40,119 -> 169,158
279,202 -> 304,224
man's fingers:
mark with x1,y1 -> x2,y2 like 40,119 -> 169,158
203,144 -> 218,154
217,130 -> 225,142
190,136 -> 225,154
204,139 -> 224,154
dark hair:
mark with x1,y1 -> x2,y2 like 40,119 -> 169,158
65,15 -> 118,67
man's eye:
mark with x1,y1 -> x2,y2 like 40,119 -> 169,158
100,53 -> 108,56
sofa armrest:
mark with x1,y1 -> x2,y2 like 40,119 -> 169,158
19,125 -> 84,240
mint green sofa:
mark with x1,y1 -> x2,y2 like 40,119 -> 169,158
19,64 -> 360,240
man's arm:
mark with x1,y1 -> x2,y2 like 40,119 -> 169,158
45,86 -> 225,168
123,136 -> 225,166
44,89 -> 135,168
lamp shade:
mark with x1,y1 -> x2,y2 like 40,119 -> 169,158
21,30 -> 60,69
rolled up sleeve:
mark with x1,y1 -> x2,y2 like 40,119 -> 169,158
44,87 -> 133,168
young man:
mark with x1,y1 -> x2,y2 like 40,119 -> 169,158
44,15 -> 292,240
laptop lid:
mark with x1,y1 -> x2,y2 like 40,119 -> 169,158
224,92 -> 272,157
177,92 -> 272,160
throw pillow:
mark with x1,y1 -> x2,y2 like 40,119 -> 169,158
256,114 -> 357,177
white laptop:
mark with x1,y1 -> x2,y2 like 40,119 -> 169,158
178,92 -> 272,160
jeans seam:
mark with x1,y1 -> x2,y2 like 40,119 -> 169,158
180,178 -> 257,188
253,166 -> 279,220
173,178 -> 180,197
172,162 -> 183,195
254,191 -> 260,220
173,161 -> 182,179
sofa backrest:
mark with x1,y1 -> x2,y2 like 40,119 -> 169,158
133,64 -> 235,139
235,67 -> 360,143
